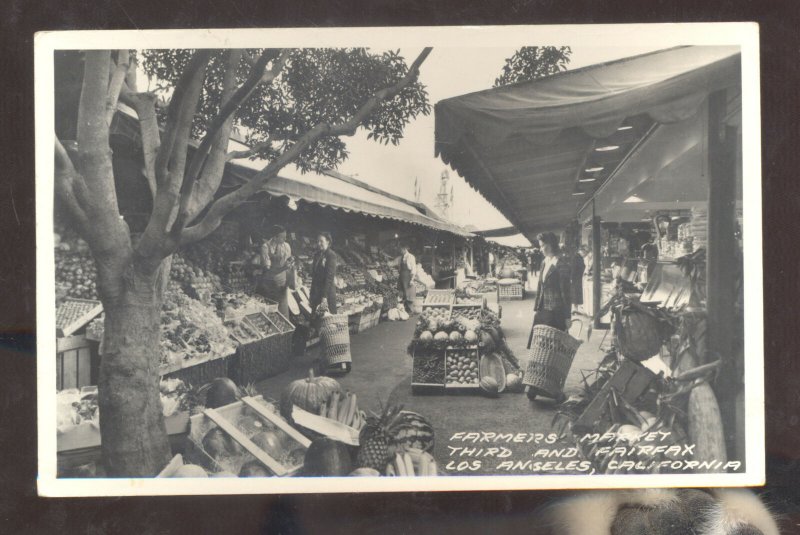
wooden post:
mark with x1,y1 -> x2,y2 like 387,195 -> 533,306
706,89 -> 739,459
592,200 -> 602,329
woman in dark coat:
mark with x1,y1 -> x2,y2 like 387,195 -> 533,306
570,245 -> 587,312
309,232 -> 338,314
532,232 -> 572,332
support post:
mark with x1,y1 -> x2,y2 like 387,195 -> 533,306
592,200 -> 602,329
706,89 -> 739,459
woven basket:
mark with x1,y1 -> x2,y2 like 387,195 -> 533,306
523,324 -> 582,399
319,314 -> 352,366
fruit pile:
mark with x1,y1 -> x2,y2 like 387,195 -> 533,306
451,306 -> 481,321
412,354 -> 445,384
55,242 -> 99,301
409,315 -> 479,351
455,297 -> 482,306
170,254 -> 222,300
316,391 -> 367,430
445,348 -> 480,386
385,448 -> 438,477
421,306 -> 450,323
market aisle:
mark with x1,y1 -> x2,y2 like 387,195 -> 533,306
255,296 -> 607,476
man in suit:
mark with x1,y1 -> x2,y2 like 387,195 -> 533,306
309,231 -> 338,314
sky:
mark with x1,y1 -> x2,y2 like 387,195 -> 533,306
332,45 -> 666,246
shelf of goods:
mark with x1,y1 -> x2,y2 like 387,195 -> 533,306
184,395 -> 310,477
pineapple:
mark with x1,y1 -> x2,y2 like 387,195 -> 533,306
356,403 -> 405,473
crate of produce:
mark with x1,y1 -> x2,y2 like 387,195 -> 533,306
160,352 -> 231,387
57,335 -> 99,390
347,310 -> 363,335
266,311 -> 295,334
185,395 -> 310,477
444,345 -> 481,390
420,305 -> 451,323
411,347 -> 446,394
498,281 -> 524,301
56,298 -> 103,337
229,318 -> 294,385
450,305 -> 483,322
423,289 -> 455,306
356,308 -> 379,333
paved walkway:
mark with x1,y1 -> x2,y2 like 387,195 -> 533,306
256,295 -> 608,476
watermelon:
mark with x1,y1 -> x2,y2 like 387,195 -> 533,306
390,411 -> 435,452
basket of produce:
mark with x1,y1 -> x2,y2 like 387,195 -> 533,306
423,289 -> 455,306
319,313 -> 352,367
523,321 -> 582,400
185,395 -> 310,477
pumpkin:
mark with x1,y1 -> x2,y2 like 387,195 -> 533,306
505,372 -> 523,392
391,411 -> 435,452
433,331 -> 449,342
449,331 -> 462,342
172,464 -> 208,477
280,369 -> 341,422
479,376 -> 500,397
303,438 -> 355,476
419,330 -> 434,342
614,308 -> 662,361
463,330 -> 478,343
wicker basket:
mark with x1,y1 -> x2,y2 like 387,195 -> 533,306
523,324 -> 582,399
319,314 -> 351,366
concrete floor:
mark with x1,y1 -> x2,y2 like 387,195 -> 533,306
256,295 -> 608,476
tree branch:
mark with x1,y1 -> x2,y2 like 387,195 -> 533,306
170,49 -> 280,235
179,46 -> 432,245
226,140 -> 272,161
54,137 -> 90,231
328,47 -> 432,136
106,50 -> 130,126
120,89 -> 160,198
136,50 -> 211,260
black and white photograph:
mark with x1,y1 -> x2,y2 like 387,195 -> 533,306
36,24 -> 763,495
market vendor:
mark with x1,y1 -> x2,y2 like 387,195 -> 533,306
397,242 -> 417,314
255,225 -> 294,317
310,231 -> 338,314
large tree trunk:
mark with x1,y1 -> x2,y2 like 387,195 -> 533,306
98,261 -> 172,477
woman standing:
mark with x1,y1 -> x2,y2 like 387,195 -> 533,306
571,245 -> 587,313
532,232 -> 572,331
309,232 -> 338,314
257,225 -> 293,317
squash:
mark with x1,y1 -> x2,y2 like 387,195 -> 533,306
479,353 -> 506,393
463,330 -> 478,343
479,376 -> 500,397
203,377 -> 241,409
505,372 -> 523,393
391,411 -> 435,452
303,438 -> 355,476
280,369 -> 341,422
172,464 -> 208,477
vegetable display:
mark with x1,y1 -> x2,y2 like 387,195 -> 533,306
280,370 -> 341,422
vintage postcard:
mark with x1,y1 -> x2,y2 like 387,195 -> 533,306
36,23 -> 763,495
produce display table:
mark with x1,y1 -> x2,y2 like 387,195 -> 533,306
228,311 -> 295,385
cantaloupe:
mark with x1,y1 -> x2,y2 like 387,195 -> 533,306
449,331 -> 462,342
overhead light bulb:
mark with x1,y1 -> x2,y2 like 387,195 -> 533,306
579,178 -> 596,183
596,145 -> 620,152
617,125 -> 633,131
585,166 -> 604,172
572,191 -> 585,196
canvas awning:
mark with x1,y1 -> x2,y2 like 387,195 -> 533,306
226,160 -> 473,237
435,46 -> 741,242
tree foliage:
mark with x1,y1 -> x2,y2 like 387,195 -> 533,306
141,48 -> 430,174
494,46 -> 572,87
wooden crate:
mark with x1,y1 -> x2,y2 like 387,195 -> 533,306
411,347 -> 446,394
498,282 -> 524,301
444,345 -> 481,391
57,335 -> 99,390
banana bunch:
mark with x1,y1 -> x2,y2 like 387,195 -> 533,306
385,447 -> 438,477
318,391 -> 367,431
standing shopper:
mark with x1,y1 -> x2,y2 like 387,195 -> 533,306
487,249 -> 496,277
398,242 -> 417,314
256,225 -> 293,317
532,232 -> 572,331
310,232 -> 338,314
571,245 -> 587,313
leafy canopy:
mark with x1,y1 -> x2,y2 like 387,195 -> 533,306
494,46 -> 572,87
140,48 -> 431,173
